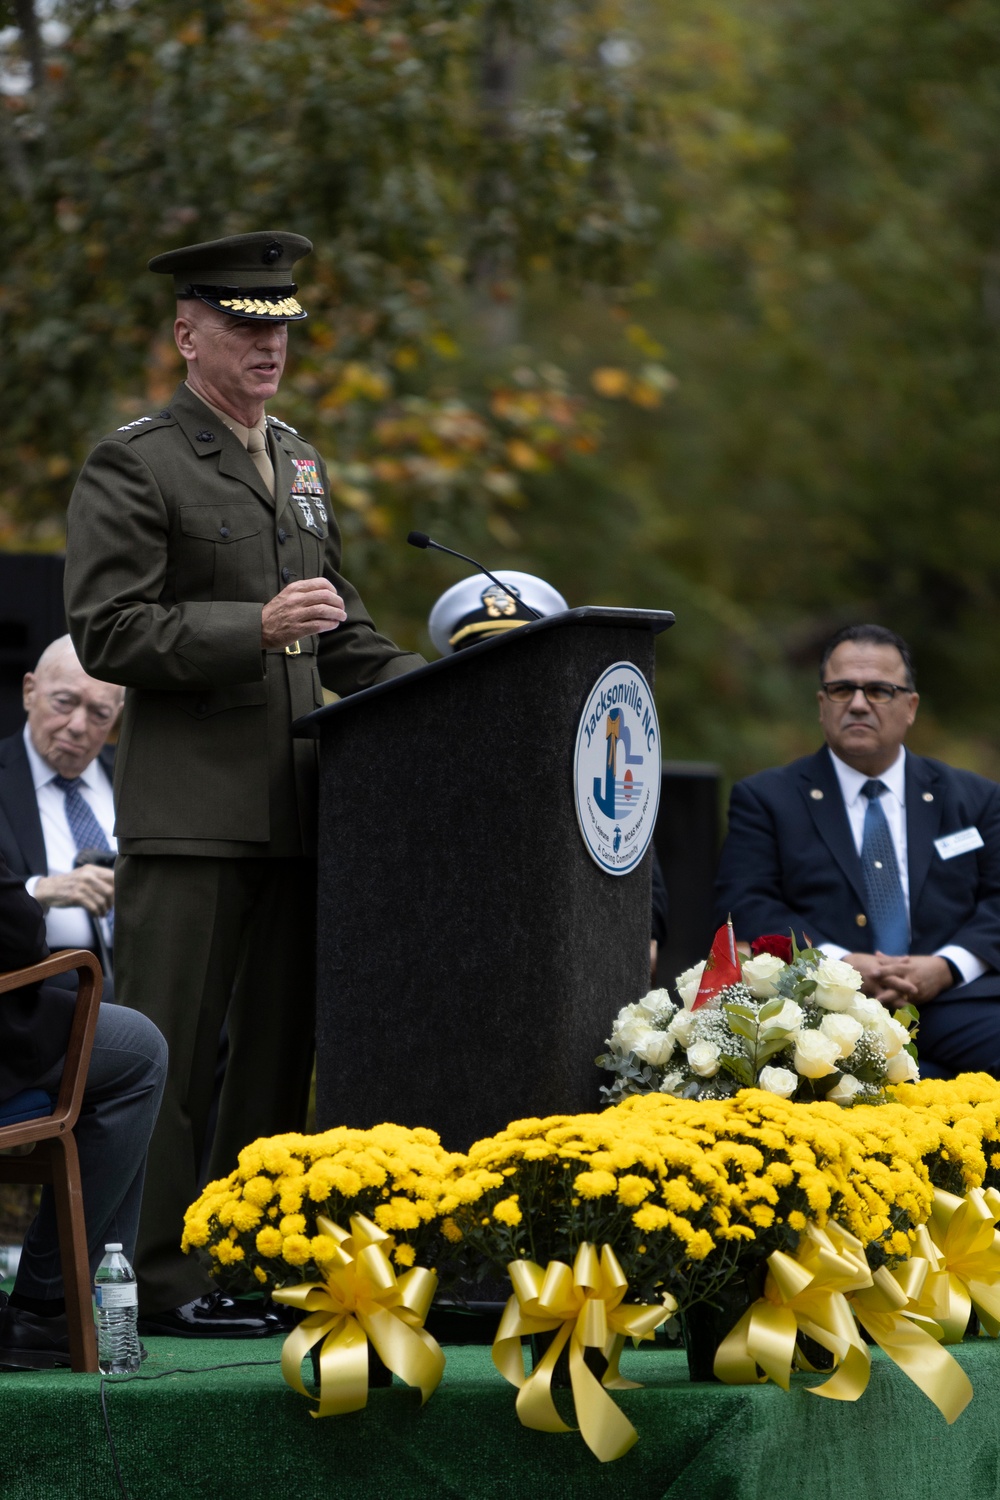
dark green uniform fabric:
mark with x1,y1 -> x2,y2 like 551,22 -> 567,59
64,382 -> 423,1312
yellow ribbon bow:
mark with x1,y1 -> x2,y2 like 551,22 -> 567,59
904,1187 -> 1000,1342
848,1235 -> 973,1424
715,1221 -> 872,1400
271,1213 -> 445,1418
492,1243 -> 673,1463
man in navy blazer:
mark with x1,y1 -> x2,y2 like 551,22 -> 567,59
714,625 -> 1000,1077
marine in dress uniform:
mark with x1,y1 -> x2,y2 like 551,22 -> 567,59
64,232 -> 423,1332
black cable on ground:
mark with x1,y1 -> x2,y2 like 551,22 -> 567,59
98,1357 -> 282,1499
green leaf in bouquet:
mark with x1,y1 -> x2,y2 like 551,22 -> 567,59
724,1003 -> 757,1021
756,1037 -> 793,1064
904,1043 -> 918,1060
719,1054 -> 755,1086
896,1004 -> 920,1029
793,978 -> 817,1000
851,1060 -> 884,1084
725,1014 -> 758,1042
757,998 -> 785,1021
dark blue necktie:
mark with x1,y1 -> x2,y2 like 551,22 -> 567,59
860,779 -> 908,954
51,774 -> 114,939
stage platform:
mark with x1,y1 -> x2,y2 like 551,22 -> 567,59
0,1336 -> 998,1499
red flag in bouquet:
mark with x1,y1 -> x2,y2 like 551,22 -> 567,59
691,920 -> 741,1010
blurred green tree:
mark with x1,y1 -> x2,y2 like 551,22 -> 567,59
3,0 -> 1000,779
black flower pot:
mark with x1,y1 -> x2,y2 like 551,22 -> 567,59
529,1329 -> 608,1389
682,1266 -> 765,1383
310,1336 -> 393,1389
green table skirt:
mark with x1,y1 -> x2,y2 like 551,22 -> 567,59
1,1337 -> 998,1499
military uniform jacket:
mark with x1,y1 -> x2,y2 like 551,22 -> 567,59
64,383 -> 423,855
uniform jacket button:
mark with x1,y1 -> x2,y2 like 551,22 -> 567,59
856,914 -> 867,927
219,526 -> 230,538
277,528 -> 287,543
281,566 -> 291,583
195,430 -> 215,442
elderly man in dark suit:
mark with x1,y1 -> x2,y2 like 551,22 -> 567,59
0,635 -> 122,993
714,624 -> 1000,1078
0,855 -> 165,1369
64,231 -> 424,1335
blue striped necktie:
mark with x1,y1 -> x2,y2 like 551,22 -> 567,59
51,774 -> 114,939
860,778 -> 908,954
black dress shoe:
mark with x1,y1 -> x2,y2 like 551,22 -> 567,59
137,1291 -> 285,1339
0,1297 -> 148,1370
0,1303 -> 72,1370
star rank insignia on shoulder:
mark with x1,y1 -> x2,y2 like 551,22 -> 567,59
112,409 -> 175,440
267,415 -> 300,436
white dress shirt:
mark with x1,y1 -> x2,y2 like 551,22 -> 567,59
22,725 -> 116,951
821,745 -> 985,985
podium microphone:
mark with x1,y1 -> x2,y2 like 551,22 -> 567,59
406,531 -> 542,619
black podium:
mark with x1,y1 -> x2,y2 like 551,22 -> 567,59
296,606 -> 674,1149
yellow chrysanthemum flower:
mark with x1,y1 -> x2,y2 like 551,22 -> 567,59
255,1226 -> 283,1257
492,1196 -> 522,1226
282,1234 -> 312,1266
574,1170 -> 618,1199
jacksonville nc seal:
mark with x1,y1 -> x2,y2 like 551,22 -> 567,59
573,661 -> 661,875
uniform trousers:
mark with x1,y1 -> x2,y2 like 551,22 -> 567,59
115,855 -> 317,1315
15,1002 -> 166,1299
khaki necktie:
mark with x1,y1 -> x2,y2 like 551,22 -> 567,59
247,426 -> 275,498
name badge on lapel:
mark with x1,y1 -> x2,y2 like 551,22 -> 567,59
934,826 -> 985,860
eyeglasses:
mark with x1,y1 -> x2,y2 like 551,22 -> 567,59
821,680 -> 913,705
43,691 -> 117,728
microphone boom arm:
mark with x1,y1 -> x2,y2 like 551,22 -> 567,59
407,532 -> 542,619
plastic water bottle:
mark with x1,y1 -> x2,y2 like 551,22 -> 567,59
94,1243 -> 141,1375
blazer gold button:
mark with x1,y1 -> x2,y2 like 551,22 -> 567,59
923,792 -> 934,802
856,914 -> 867,927
810,788 -> 823,800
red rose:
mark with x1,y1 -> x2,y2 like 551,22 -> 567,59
750,933 -> 794,963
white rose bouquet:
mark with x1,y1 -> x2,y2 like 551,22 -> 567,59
597,934 -> 920,1105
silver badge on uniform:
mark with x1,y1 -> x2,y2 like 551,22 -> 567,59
295,497 -> 317,531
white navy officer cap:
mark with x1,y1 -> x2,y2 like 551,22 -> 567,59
429,571 -> 569,655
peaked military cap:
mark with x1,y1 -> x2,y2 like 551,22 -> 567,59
428,571 -> 569,654
148,231 -> 312,321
